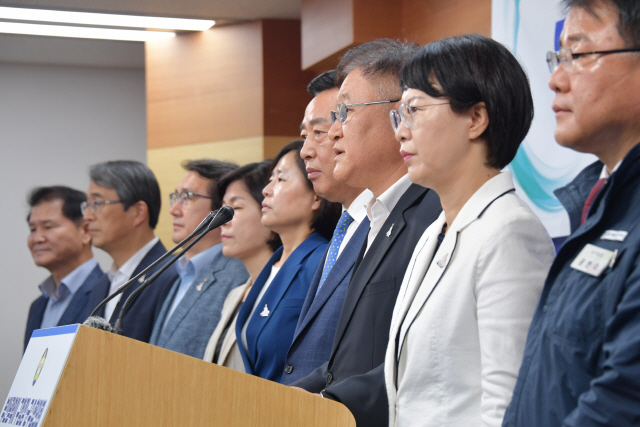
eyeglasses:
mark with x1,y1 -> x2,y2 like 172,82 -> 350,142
330,99 -> 400,124
389,101 -> 450,132
80,199 -> 122,215
546,46 -> 640,73
169,191 -> 212,208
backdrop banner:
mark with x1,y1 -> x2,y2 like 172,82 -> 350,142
492,0 -> 596,239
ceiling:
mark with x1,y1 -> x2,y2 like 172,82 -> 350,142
1,0 -> 302,21
0,0 -> 302,68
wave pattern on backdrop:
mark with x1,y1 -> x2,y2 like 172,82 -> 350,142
492,0 -> 596,238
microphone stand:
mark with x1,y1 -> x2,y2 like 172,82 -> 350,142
87,210 -> 218,318
113,207 -> 234,335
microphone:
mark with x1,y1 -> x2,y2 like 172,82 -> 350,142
85,209 -> 220,324
82,316 -> 114,332
112,206 -> 234,335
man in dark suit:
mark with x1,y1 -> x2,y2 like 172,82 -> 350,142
79,161 -> 178,343
292,40 -> 442,426
25,186 -> 104,350
281,70 -> 371,385
149,160 -> 248,359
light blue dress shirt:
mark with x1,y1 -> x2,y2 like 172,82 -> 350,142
162,244 -> 223,330
39,258 -> 98,329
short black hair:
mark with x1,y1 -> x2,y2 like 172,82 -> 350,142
218,160 -> 282,252
89,160 -> 162,229
307,70 -> 338,97
336,39 -> 420,99
400,34 -> 534,169
562,0 -> 640,46
269,140 -> 341,241
27,186 -> 86,225
182,159 -> 238,210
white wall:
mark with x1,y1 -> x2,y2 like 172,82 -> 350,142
0,34 -> 146,399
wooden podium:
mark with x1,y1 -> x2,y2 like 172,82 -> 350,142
39,325 -> 355,426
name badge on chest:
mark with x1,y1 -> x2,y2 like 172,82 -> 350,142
570,243 -> 615,277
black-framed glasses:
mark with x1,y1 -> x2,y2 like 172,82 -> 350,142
546,46 -> 640,73
330,99 -> 400,124
389,101 -> 450,132
80,199 -> 122,215
169,191 -> 212,208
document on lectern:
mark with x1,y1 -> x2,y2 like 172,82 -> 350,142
0,325 -> 79,427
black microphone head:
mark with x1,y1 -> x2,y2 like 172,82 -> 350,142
207,206 -> 234,231
83,316 -> 114,332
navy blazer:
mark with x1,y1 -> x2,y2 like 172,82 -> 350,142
236,232 -> 328,383
24,264 -> 103,350
281,218 -> 370,385
149,246 -> 248,359
80,240 -> 178,343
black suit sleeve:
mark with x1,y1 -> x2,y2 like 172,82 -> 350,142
322,363 -> 388,427
291,362 -> 329,393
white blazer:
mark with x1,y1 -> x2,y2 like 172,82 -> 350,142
384,172 -> 555,427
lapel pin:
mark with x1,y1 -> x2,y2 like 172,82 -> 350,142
436,253 -> 448,268
386,224 -> 394,237
138,274 -> 146,283
196,277 -> 209,292
260,304 -> 270,317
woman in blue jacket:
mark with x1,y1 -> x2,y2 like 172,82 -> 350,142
236,140 -> 341,383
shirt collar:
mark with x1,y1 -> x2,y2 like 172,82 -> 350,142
366,174 -> 412,221
39,258 -> 98,301
346,189 -> 373,224
176,243 -> 222,279
600,160 -> 623,179
108,236 -> 159,281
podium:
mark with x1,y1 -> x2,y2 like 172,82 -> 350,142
2,325 -> 355,426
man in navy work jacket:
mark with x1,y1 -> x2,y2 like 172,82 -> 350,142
25,186 -> 103,350
503,1 -> 640,426
281,70 -> 371,384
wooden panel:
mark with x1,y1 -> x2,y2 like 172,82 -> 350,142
353,0 -> 402,43
261,20 -> 315,137
146,22 -> 264,149
301,0 -> 354,70
401,0 -> 491,45
43,326 -> 355,426
264,136 -> 301,160
148,138 -> 265,247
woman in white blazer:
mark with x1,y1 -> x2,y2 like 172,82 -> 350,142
385,34 -> 555,427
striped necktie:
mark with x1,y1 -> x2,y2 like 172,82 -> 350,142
317,211 -> 354,295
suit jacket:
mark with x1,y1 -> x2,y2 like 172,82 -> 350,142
149,245 -> 248,359
236,232 -> 327,383
202,280 -> 250,372
80,240 -> 178,343
293,184 -> 442,427
24,264 -> 103,350
281,217 -> 370,385
384,172 -> 554,427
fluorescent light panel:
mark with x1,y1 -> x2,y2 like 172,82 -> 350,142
0,22 -> 175,41
0,6 -> 214,31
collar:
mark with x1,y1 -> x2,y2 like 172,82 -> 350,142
366,174 -> 412,222
176,243 -> 222,280
346,189 -> 373,224
39,258 -> 98,301
600,160 -> 623,180
108,236 -> 159,281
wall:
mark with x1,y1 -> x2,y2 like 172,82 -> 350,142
0,34 -> 146,400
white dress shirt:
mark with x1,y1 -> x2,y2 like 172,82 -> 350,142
105,236 -> 159,320
366,174 -> 412,252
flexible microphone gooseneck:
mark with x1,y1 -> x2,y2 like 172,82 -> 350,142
112,206 -> 234,335
85,210 -> 219,320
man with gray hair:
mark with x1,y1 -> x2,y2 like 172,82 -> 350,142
80,160 -> 178,343
292,40 -> 442,426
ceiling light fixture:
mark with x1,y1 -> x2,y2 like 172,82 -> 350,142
0,6 -> 215,31
0,22 -> 175,42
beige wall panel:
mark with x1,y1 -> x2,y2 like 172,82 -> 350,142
401,0 -> 491,44
301,0 -> 354,70
264,136 -> 301,160
146,22 -> 265,149
148,138 -> 264,246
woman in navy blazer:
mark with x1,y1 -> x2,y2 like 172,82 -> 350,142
236,140 -> 341,383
